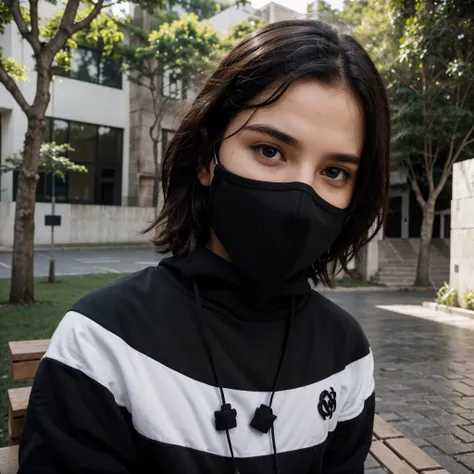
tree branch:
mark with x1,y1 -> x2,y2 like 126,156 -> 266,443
29,0 -> 39,42
0,61 -> 30,114
5,0 -> 41,55
47,0 -> 104,58
448,124 -> 474,169
70,0 -> 104,34
404,160 -> 426,209
435,124 -> 474,199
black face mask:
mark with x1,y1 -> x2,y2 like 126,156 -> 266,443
208,162 -> 351,286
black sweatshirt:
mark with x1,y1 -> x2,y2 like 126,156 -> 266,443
19,248 -> 375,474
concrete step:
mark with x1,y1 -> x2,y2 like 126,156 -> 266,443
377,268 -> 449,274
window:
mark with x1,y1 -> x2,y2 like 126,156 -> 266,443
162,69 -> 187,100
61,46 -> 122,89
13,118 -> 123,206
70,122 -> 97,163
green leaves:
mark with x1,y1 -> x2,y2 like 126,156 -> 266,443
0,143 -> 88,181
223,18 -> 266,48
0,50 -> 29,81
122,11 -> 224,91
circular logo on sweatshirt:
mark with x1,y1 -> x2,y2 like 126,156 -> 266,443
318,387 -> 337,420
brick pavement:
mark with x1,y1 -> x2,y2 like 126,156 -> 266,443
327,291 -> 474,474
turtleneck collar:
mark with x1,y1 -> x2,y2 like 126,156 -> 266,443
159,247 -> 312,321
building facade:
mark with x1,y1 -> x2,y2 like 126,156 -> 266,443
0,2 -> 157,246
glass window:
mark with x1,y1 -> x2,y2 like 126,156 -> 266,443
69,48 -> 99,84
98,127 -> 122,163
68,165 -> 95,204
21,117 -> 123,206
13,171 -> 66,203
43,118 -> 51,142
98,167 -> 120,205
45,174 -> 68,202
99,55 -> 122,89
70,122 -> 97,163
53,119 -> 68,145
60,46 -> 122,89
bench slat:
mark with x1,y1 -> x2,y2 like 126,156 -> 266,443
374,415 -> 405,440
386,438 -> 441,471
0,445 -> 19,474
8,387 -> 31,418
370,441 -> 418,474
8,340 -> 49,362
11,360 -> 42,381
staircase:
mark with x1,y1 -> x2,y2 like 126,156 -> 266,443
372,239 -> 450,289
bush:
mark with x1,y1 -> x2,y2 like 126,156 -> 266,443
435,282 -> 458,307
464,288 -> 474,311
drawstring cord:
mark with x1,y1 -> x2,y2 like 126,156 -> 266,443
193,281 -> 238,473
268,297 -> 295,474
193,280 -> 295,474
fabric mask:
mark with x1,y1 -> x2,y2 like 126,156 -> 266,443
208,161 -> 351,286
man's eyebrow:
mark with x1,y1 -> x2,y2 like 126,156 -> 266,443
243,123 -> 361,165
328,154 -> 361,165
242,124 -> 299,148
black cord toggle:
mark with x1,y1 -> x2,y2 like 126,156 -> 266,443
250,404 -> 277,434
215,403 -> 238,431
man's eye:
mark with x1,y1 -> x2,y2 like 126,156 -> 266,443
254,145 -> 281,160
324,167 -> 349,181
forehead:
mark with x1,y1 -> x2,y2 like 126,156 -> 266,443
234,80 -> 364,156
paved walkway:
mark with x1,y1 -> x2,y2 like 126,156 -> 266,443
328,291 -> 474,474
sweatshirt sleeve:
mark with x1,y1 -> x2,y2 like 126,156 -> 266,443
18,312 -> 136,474
322,350 -> 375,474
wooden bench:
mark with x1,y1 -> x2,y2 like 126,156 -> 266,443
0,446 -> 18,474
371,415 -> 449,474
7,340 -> 49,444
1,339 -> 450,474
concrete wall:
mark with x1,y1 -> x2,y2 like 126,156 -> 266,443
0,202 -> 155,246
450,158 -> 474,308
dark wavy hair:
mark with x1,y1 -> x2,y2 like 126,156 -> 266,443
145,19 -> 391,286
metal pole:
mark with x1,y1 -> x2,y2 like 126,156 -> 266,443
48,172 -> 55,283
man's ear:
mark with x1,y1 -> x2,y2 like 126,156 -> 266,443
198,164 -> 211,187
197,128 -> 212,186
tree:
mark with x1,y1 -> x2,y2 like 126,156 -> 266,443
179,0 -> 230,20
221,17 -> 266,48
121,12 -> 224,208
340,0 -> 400,76
0,143 -> 87,283
389,0 -> 474,286
0,0 -> 171,304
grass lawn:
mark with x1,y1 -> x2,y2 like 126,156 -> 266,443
0,273 -> 124,447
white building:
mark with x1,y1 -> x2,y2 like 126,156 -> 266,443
0,2 -> 156,246
209,1 -> 302,34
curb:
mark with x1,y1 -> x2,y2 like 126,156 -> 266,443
422,301 -> 474,320
0,244 -> 154,253
316,286 -> 436,293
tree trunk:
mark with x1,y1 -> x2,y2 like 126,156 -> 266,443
9,116 -> 45,304
414,197 -> 436,287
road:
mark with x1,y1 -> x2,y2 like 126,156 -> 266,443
333,291 -> 474,474
0,247 -> 164,279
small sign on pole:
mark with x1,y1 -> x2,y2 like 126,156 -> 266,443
45,215 -> 61,227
